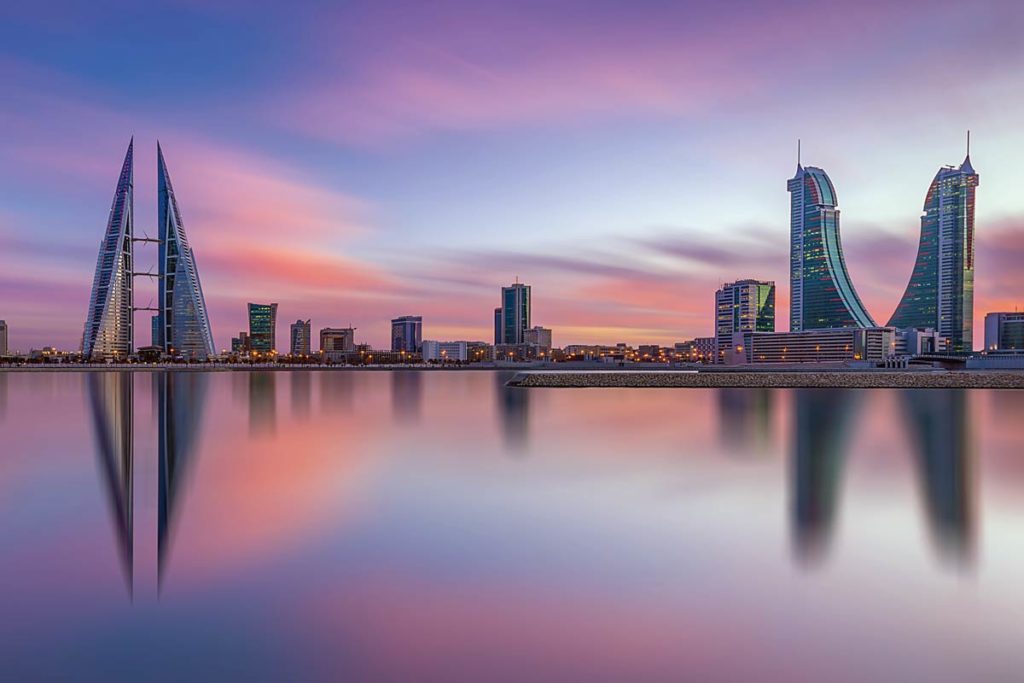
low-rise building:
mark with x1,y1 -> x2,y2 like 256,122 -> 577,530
524,326 -> 552,352
320,327 -> 356,362
894,327 -> 947,356
725,327 -> 896,365
231,331 -> 250,355
494,343 -> 542,362
423,340 -> 469,362
984,312 -> 1024,351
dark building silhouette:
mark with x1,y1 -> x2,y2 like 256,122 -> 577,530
87,371 -> 134,595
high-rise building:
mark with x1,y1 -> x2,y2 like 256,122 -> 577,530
151,315 -> 161,348
82,139 -> 134,360
290,319 -> 311,356
391,316 -> 423,352
888,145 -> 979,352
788,161 -> 875,332
493,308 -> 502,345
0,319 -> 7,356
248,303 -> 278,353
500,281 -> 531,345
715,279 -> 775,358
984,312 -> 1024,351
157,144 -> 215,360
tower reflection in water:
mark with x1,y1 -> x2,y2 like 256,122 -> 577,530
495,371 -> 529,454
901,389 -> 975,567
87,372 -> 134,596
717,388 -> 775,456
87,371 -> 207,596
157,372 -> 208,586
790,389 -> 861,566
790,388 -> 976,570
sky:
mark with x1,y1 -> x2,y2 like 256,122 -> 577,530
1,0 -> 1023,351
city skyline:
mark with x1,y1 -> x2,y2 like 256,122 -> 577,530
2,2 -> 1023,350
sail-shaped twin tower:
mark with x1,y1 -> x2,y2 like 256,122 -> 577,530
82,140 -> 215,360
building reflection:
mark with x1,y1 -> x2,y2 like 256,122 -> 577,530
901,390 -> 976,568
789,388 -> 976,571
495,371 -> 529,454
319,371 -> 354,411
0,372 -> 7,420
391,370 -> 423,421
157,372 -> 209,585
249,371 -> 277,436
86,372 -> 134,596
717,388 -> 774,455
290,371 -> 312,421
790,389 -> 859,567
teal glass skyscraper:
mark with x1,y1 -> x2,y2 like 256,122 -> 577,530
83,139 -> 135,360
788,161 -> 875,331
157,144 -> 216,360
248,303 -> 278,353
499,281 -> 531,344
887,146 -> 979,352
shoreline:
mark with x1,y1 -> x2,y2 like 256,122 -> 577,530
3,364 -> 1024,389
506,370 -> 1024,389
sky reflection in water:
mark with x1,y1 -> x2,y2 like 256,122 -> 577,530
0,370 -> 1022,682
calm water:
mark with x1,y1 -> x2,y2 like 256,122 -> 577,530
1,370 -> 1023,682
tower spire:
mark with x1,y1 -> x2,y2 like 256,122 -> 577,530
961,130 -> 975,174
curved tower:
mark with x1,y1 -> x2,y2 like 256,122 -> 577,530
82,139 -> 134,360
788,163 -> 875,331
157,143 -> 216,360
887,151 -> 978,352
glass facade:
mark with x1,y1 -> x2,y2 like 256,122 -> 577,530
887,156 -> 979,352
984,313 -> 1024,351
501,283 -> 531,345
715,279 -> 775,358
157,144 -> 216,360
83,139 -> 134,360
391,316 -> 422,352
788,165 -> 875,332
248,303 -> 278,353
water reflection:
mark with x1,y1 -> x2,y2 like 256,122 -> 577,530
391,370 -> 422,421
901,390 -> 976,568
86,372 -> 134,596
790,389 -> 860,567
495,372 -> 529,453
290,371 -> 312,421
86,371 -> 208,594
79,371 -> 985,603
789,388 -> 976,571
319,371 -> 354,411
249,372 -> 277,435
157,372 -> 208,585
0,373 -> 7,421
717,388 -> 774,455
